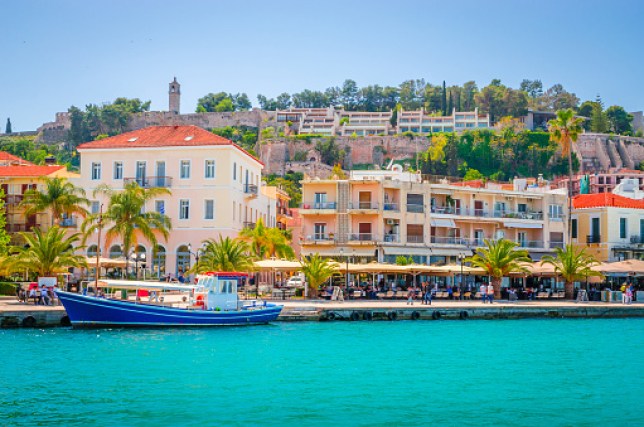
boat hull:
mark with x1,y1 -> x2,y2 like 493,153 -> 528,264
56,291 -> 283,327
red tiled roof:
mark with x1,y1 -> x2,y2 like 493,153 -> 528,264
76,125 -> 262,165
0,165 -> 64,177
0,151 -> 33,165
573,193 -> 644,209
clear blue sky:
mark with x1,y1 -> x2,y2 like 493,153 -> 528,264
2,0 -> 643,131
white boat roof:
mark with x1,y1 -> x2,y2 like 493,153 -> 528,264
97,280 -> 197,291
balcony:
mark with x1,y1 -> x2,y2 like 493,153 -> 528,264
515,240 -> 544,249
348,202 -> 379,212
299,202 -> 337,212
407,235 -> 424,244
244,184 -> 258,198
383,202 -> 400,212
431,206 -> 462,215
630,236 -> 642,244
4,194 -> 24,205
493,210 -> 543,220
59,217 -> 78,228
303,234 -> 335,245
430,236 -> 468,245
5,223 -> 41,232
384,234 -> 400,243
587,235 -> 601,244
124,176 -> 173,188
550,241 -> 565,249
406,204 -> 424,213
348,233 -> 375,243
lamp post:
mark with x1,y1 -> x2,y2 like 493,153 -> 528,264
188,244 -> 203,282
139,253 -> 146,280
340,247 -> 348,298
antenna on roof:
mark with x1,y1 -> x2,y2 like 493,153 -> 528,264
386,159 -> 394,170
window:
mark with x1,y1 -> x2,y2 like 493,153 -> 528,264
205,160 -> 215,179
91,201 -> 100,214
91,162 -> 101,180
204,200 -> 214,220
314,223 -> 327,240
571,218 -> 578,238
180,160 -> 190,179
155,200 -> 165,215
407,194 -> 423,213
113,162 -> 123,180
549,204 -> 563,219
136,161 -> 146,185
620,218 -> 627,239
233,162 -> 237,180
179,199 -> 189,219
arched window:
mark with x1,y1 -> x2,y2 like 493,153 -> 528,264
109,245 -> 123,259
176,245 -> 190,275
152,245 -> 167,279
87,245 -> 98,258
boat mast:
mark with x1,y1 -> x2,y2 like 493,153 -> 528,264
95,204 -> 103,293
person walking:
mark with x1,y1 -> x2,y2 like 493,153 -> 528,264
621,281 -> 628,304
625,283 -> 633,305
487,283 -> 495,304
423,282 -> 432,305
407,286 -> 415,305
480,283 -> 487,303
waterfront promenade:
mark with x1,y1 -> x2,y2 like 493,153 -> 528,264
1,296 -> 643,327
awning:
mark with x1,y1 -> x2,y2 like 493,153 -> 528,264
430,218 -> 456,228
504,221 -> 542,229
306,248 -> 376,257
382,247 -> 432,256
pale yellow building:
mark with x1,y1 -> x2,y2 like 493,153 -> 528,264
300,166 -> 567,264
571,192 -> 644,261
75,125 -> 277,276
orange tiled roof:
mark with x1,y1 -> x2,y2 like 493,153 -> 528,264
573,193 -> 644,209
0,151 -> 33,165
76,125 -> 262,165
0,165 -> 64,177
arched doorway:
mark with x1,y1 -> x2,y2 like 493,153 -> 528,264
176,245 -> 190,276
153,245 -> 167,279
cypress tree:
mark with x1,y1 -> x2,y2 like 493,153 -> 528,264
590,96 -> 608,133
5,118 -> 11,134
441,81 -> 447,116
447,90 -> 453,115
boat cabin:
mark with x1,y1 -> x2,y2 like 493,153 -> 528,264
197,272 -> 248,311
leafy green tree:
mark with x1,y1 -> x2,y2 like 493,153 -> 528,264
215,98 -> 234,112
315,138 -> 339,165
264,172 -> 303,207
0,189 -> 11,255
5,227 -> 87,277
82,182 -> 172,271
463,168 -> 484,181
197,92 -> 250,113
21,177 -> 90,226
541,245 -> 603,299
605,106 -> 633,134
238,218 -> 294,260
300,253 -> 338,298
520,79 -> 543,99
193,236 -> 253,273
395,256 -> 413,265
548,108 -> 584,240
5,118 -> 11,134
466,239 -> 530,298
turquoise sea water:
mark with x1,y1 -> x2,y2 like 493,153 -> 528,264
1,319 -> 643,427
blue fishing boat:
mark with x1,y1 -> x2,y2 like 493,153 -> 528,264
56,272 -> 282,327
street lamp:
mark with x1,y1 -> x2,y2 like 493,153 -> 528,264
188,244 -> 204,281
340,247 -> 348,297
130,251 -> 145,280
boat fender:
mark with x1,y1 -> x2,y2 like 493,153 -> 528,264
411,311 -> 420,320
459,310 -> 469,320
387,311 -> 398,321
350,311 -> 360,321
22,316 -> 36,328
432,311 -> 442,320
362,311 -> 373,321
60,316 -> 72,327
159,296 -> 164,302
327,312 -> 337,321
182,296 -> 187,302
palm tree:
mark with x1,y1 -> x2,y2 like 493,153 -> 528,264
300,254 -> 338,299
82,181 -> 171,272
238,218 -> 295,259
548,109 -> 584,241
541,244 -> 603,299
466,239 -> 531,299
21,177 -> 90,226
3,226 -> 87,277
195,236 -> 254,273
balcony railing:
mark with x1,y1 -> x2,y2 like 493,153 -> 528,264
383,202 -> 399,211
430,236 -> 468,245
4,194 -> 24,205
587,235 -> 601,244
5,223 -> 41,232
300,202 -> 337,210
304,234 -> 335,242
493,211 -> 544,220
59,217 -> 78,228
550,241 -> 565,249
407,235 -> 424,244
384,234 -> 400,243
349,202 -> 379,210
243,222 -> 256,229
244,184 -> 258,195
124,176 -> 173,188
406,204 -> 424,213
349,233 -> 374,242
515,240 -> 544,248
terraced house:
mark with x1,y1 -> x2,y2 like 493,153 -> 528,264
75,125 -> 279,276
299,166 -> 566,264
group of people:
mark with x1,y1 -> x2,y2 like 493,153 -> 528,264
479,283 -> 496,304
17,285 -> 58,306
621,282 -> 635,304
